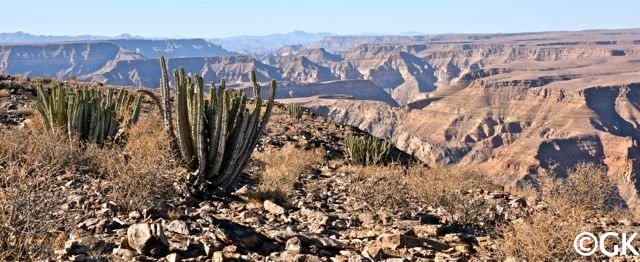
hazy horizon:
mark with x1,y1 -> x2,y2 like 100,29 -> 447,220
1,0 -> 638,39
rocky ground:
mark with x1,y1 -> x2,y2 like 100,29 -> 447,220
1,77 -> 639,261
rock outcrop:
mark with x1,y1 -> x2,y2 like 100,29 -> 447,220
2,29 -> 639,211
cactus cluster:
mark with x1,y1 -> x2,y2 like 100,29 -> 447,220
34,83 -> 141,144
345,135 -> 392,166
151,57 -> 276,196
287,103 -> 304,120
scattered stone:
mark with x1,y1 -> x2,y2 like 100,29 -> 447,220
127,223 -> 169,257
264,200 -> 285,215
77,218 -> 101,230
286,236 -> 303,252
280,250 -> 300,261
69,254 -> 88,262
212,251 -> 224,262
166,220 -> 190,235
295,254 -> 322,262
64,240 -> 89,255
166,253 -> 181,262
362,244 -> 382,260
129,211 -> 142,220
378,233 -> 423,249
413,224 -> 441,237
418,213 -> 441,224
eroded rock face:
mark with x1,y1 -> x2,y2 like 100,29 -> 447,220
305,84 -> 640,211
269,30 -> 640,212
4,29 -> 638,107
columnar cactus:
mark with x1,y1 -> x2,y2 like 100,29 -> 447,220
34,83 -> 141,144
34,83 -> 68,132
287,103 -> 304,120
152,56 -> 276,196
345,135 -> 392,166
66,88 -> 141,144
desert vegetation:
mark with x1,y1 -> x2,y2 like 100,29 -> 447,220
140,57 -> 276,197
496,162 -> 623,260
32,83 -> 141,144
344,135 -> 391,165
0,65 -> 636,260
286,103 -> 305,120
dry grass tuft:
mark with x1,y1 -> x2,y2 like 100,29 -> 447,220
0,113 -> 178,259
346,164 -> 499,225
0,126 -> 87,260
252,143 -> 324,205
497,162 -> 619,260
497,200 -> 594,261
0,164 -> 65,260
100,114 -> 177,212
543,162 -> 619,211
0,89 -> 10,98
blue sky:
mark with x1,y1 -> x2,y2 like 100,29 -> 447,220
1,0 -> 639,38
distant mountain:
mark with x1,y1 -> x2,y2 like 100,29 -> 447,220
0,39 -> 236,80
208,31 -> 333,55
1,30 -> 334,55
0,31 -> 145,43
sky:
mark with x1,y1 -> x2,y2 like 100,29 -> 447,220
1,0 -> 639,38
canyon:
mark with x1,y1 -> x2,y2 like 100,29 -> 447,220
1,29 -> 639,210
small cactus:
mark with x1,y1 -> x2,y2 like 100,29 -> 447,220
33,82 -> 141,144
345,135 -> 392,166
147,56 -> 277,196
287,103 -> 304,120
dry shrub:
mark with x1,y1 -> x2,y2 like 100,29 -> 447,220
559,163 -> 618,211
413,166 -> 500,225
497,162 -> 618,260
346,164 -> 498,225
0,126 -> 88,260
0,120 -> 95,177
0,164 -> 66,260
497,200 -> 594,261
252,143 -> 324,205
344,164 -> 410,211
101,114 -> 177,212
0,114 -> 177,259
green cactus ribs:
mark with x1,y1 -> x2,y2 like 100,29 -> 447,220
33,82 -> 141,145
287,103 -> 304,120
345,135 -> 391,166
149,56 -> 277,198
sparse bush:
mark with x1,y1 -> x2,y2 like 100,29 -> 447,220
144,57 -> 277,197
344,135 -> 391,165
536,162 -> 618,212
412,166 -> 498,225
346,164 -> 497,225
252,143 -> 324,205
101,114 -> 177,212
35,77 -> 53,86
287,103 -> 304,120
0,128 -> 94,260
0,114 -> 178,259
497,200 -> 593,261
0,164 -> 65,260
564,163 -> 619,211
497,162 -> 618,260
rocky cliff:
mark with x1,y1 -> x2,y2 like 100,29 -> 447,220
300,33 -> 640,210
1,29 -> 639,210
0,39 -> 235,80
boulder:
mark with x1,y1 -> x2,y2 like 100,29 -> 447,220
126,223 -> 169,257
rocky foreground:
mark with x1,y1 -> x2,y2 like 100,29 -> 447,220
1,79 -> 639,261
